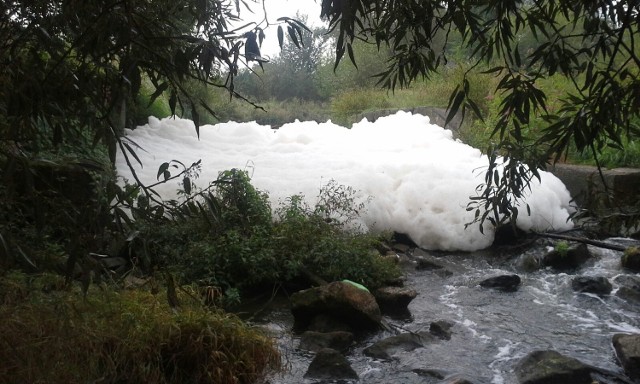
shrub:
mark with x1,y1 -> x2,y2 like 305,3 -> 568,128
128,172 -> 401,297
272,187 -> 399,288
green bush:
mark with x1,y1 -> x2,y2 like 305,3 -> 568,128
129,171 -> 400,298
272,186 -> 398,288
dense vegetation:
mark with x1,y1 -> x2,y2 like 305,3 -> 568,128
0,1 -> 398,382
0,272 -> 280,384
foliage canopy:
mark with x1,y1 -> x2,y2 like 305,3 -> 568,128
321,0 -> 640,229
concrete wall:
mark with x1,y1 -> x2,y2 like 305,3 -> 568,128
549,164 -> 640,210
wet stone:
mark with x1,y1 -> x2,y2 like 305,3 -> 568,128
612,333 -> 640,380
374,286 -> 418,313
307,314 -> 352,333
363,333 -> 425,360
429,319 -> 454,340
515,350 -> 592,384
392,242 -> 412,253
304,348 -> 358,380
543,242 -> 592,270
290,281 -> 382,333
299,331 -> 354,353
412,368 -> 448,380
571,276 -> 612,295
621,247 -> 640,271
479,274 -> 521,292
617,286 -> 640,305
415,255 -> 446,271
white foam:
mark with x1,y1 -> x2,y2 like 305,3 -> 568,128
116,112 -> 574,251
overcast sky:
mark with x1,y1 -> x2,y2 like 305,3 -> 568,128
236,0 -> 327,58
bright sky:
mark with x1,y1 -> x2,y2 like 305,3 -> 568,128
116,112 -> 574,251
236,0 -> 326,58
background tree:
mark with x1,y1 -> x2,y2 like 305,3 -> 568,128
234,16 -> 329,102
0,0 -> 308,273
269,17 -> 328,101
320,0 -> 640,230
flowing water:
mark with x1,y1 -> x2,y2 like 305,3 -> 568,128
252,237 -> 640,384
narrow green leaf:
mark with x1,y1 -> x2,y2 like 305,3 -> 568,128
147,82 -> 169,107
288,26 -> 299,48
347,43 -> 357,68
169,90 -> 177,115
183,176 -> 191,195
157,162 -> 170,181
192,103 -> 200,138
446,87 -> 465,126
277,25 -> 284,48
123,141 -> 143,168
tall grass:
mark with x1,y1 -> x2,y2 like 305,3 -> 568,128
0,272 -> 280,384
458,73 -> 640,168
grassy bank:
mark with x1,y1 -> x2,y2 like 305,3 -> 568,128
0,272 -> 280,384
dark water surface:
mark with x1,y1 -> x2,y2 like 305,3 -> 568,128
254,238 -> 640,384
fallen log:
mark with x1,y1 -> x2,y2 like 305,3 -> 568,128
533,231 -> 627,252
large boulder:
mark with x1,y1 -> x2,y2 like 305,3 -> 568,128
543,243 -> 592,270
290,281 -> 382,332
612,333 -> 640,380
616,285 -> 640,305
571,276 -> 612,295
621,247 -> 640,272
304,348 -> 358,380
430,319 -> 454,340
307,313 -> 352,333
373,286 -> 418,313
614,275 -> 640,305
515,350 -> 592,384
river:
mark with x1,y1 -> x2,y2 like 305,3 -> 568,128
251,237 -> 640,384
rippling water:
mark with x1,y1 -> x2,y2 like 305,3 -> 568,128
253,238 -> 640,384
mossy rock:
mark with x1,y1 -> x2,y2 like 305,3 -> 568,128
621,247 -> 640,271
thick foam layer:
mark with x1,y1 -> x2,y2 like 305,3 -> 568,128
116,111 -> 574,251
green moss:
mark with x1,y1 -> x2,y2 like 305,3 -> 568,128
555,241 -> 570,257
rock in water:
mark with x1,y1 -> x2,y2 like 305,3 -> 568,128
612,333 -> 640,381
363,333 -> 428,360
621,247 -> 640,272
479,274 -> 521,292
430,319 -> 454,340
290,281 -> 382,333
373,286 -> 418,313
304,348 -> 358,380
571,276 -> 612,295
543,242 -> 592,270
299,331 -> 354,353
515,350 -> 592,384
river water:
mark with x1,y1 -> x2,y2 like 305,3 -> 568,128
253,237 -> 640,384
